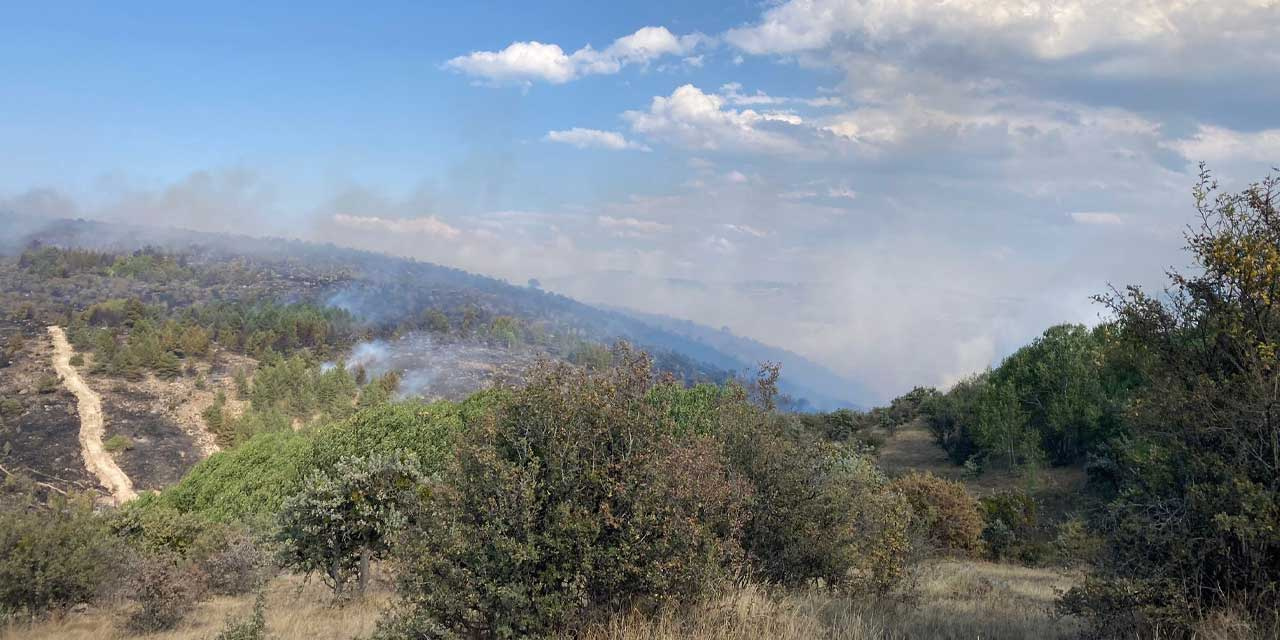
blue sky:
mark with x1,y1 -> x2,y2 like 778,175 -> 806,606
3,1 -> 1279,401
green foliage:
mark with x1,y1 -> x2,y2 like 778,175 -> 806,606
0,496 -> 123,617
890,471 -> 984,556
104,434 -> 133,453
155,397 -> 484,526
203,390 -> 227,435
213,591 -> 268,640
35,374 -> 60,394
1064,169 -> 1280,632
979,491 -> 1039,561
423,309 -> 450,333
923,324 -> 1136,469
720,407 -> 911,592
17,245 -> 115,278
380,352 -> 749,639
277,453 -> 427,595
305,396 -> 488,473
568,341 -> 613,370
154,430 -> 312,526
796,408 -> 885,448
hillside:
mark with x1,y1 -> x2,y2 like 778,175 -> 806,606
2,213 -> 857,409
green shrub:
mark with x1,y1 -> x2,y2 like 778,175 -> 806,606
0,497 -> 123,617
68,353 -> 84,367
35,375 -> 60,394
379,353 -> 748,639
277,453 -> 426,596
1051,517 -> 1102,567
154,430 -> 311,525
979,491 -> 1037,560
104,434 -> 133,453
890,471 -> 984,555
0,398 -> 21,417
721,412 -> 910,592
1065,170 -> 1280,634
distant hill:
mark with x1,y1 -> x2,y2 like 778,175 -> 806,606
1,212 -> 862,410
606,307 -> 868,410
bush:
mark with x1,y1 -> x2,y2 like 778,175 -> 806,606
277,453 -> 426,596
0,497 -> 123,617
720,411 -> 910,592
890,471 -> 984,555
197,529 -> 270,596
111,504 -> 267,596
154,430 -> 311,525
379,352 -> 748,639
213,591 -> 268,640
979,491 -> 1037,560
122,554 -> 204,633
1065,170 -> 1280,633
104,434 -> 133,453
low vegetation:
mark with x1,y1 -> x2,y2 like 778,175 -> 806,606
3,168 -> 1280,638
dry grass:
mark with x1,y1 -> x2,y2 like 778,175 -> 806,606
875,422 -> 1086,498
581,559 -> 1082,640
1,574 -> 389,640
3,561 -> 1079,640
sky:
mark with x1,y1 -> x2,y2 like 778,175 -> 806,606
2,1 -> 1279,402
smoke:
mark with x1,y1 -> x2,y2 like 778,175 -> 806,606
344,332 -> 539,401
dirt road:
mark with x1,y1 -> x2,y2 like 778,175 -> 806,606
47,326 -> 137,505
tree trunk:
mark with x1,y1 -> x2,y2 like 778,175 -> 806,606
358,546 -> 370,594
331,556 -> 344,596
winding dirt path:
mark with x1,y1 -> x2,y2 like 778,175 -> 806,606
47,326 -> 137,505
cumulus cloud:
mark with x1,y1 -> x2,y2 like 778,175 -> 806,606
622,84 -> 810,154
445,26 -> 705,85
725,0 -> 1279,65
544,127 -> 651,151
1164,125 -> 1280,166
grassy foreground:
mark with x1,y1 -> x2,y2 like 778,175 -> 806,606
2,560 -> 1080,640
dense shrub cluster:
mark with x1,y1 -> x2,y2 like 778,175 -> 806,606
380,352 -> 750,638
890,472 -> 984,556
367,351 -> 917,639
923,323 -> 1139,469
0,496 -> 123,617
0,490 -> 268,631
1061,170 -> 1280,634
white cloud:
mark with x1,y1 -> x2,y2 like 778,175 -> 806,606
725,0 -> 1280,67
544,128 -> 651,151
720,82 -> 843,108
1165,125 -> 1280,165
1069,211 -> 1124,225
622,84 -> 809,154
596,215 -> 673,234
332,213 -> 462,239
445,26 -> 704,85
725,170 -> 749,183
